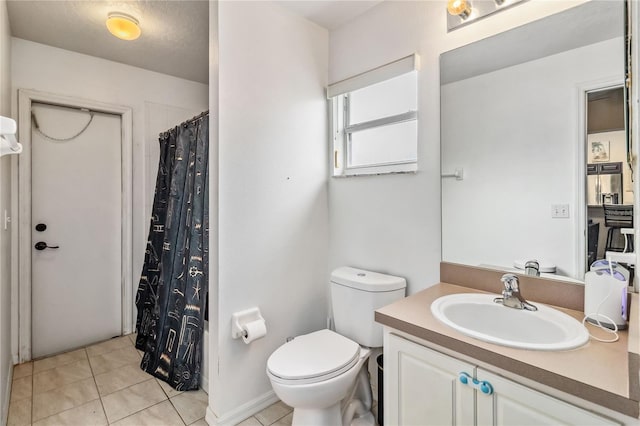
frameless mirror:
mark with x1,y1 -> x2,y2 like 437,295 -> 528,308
440,1 -> 626,282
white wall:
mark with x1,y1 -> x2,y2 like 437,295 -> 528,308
11,38 -> 208,337
328,0 -> 591,294
441,38 -> 622,278
0,0 -> 13,423
208,2 -> 328,424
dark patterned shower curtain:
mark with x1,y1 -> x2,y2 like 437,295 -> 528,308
135,112 -> 209,391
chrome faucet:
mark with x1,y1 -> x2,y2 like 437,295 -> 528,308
524,259 -> 540,277
494,274 -> 538,311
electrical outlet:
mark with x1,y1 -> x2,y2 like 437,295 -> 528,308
551,204 -> 570,218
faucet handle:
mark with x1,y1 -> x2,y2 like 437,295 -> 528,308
500,273 -> 519,291
497,273 -> 537,311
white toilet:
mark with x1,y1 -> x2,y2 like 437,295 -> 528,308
266,267 -> 406,426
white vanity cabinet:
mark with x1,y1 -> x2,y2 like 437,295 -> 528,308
474,369 -> 619,425
385,333 -> 621,426
385,332 -> 475,425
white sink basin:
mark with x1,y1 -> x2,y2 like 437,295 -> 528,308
431,293 -> 589,351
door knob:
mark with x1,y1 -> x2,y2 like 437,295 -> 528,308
35,223 -> 47,232
34,241 -> 59,250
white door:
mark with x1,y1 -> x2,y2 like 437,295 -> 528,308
31,102 -> 122,358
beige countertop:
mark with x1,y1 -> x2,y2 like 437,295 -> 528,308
375,278 -> 640,418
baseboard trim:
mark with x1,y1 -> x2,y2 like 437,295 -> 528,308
201,374 -> 209,395
2,362 -> 13,426
205,390 -> 279,426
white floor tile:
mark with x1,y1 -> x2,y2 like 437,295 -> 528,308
12,362 -> 33,380
7,398 -> 31,426
254,401 -> 292,426
33,349 -> 87,374
95,362 -> 153,396
110,400 -> 185,426
236,416 -> 262,426
170,389 -> 208,425
33,359 -> 93,394
32,399 -> 108,426
101,379 -> 167,423
10,376 -> 32,402
32,377 -> 99,421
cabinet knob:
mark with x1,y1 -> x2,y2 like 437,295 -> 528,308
459,372 -> 471,385
458,372 -> 493,395
479,381 -> 493,395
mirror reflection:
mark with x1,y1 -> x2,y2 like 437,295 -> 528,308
440,1 -> 627,282
586,87 -> 632,266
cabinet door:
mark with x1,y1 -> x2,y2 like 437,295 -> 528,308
476,369 -> 620,426
386,333 -> 476,426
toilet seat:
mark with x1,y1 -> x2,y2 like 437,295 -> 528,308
267,329 -> 360,385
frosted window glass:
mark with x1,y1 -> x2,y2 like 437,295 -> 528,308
349,72 -> 417,124
349,121 -> 417,167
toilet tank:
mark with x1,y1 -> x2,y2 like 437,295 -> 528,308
331,267 -> 406,348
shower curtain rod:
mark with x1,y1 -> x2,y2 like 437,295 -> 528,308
159,110 -> 209,138
183,110 -> 209,125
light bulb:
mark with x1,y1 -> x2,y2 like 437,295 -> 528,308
447,0 -> 471,19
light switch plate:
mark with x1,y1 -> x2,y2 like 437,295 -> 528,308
551,204 -> 570,218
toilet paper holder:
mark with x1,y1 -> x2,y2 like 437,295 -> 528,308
231,307 -> 265,339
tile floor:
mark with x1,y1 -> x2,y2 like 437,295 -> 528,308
237,402 -> 293,426
6,333 -> 379,426
237,399 -> 377,426
6,334 -> 212,426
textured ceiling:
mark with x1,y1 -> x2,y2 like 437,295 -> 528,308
7,0 -> 209,84
6,1 -> 384,84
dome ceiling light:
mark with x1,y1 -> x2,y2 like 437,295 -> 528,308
106,12 -> 141,41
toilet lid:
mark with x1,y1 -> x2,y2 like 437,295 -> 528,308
267,329 -> 360,384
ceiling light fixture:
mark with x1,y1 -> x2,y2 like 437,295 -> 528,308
447,0 -> 472,19
106,12 -> 141,41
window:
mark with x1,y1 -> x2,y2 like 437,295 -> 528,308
329,55 -> 419,176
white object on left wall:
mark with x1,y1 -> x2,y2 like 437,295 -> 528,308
0,115 -> 22,156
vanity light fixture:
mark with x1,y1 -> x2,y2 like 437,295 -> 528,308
447,0 -> 525,31
447,0 -> 472,19
106,12 -> 141,41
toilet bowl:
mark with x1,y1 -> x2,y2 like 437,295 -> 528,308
266,267 -> 406,426
267,329 -> 372,425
